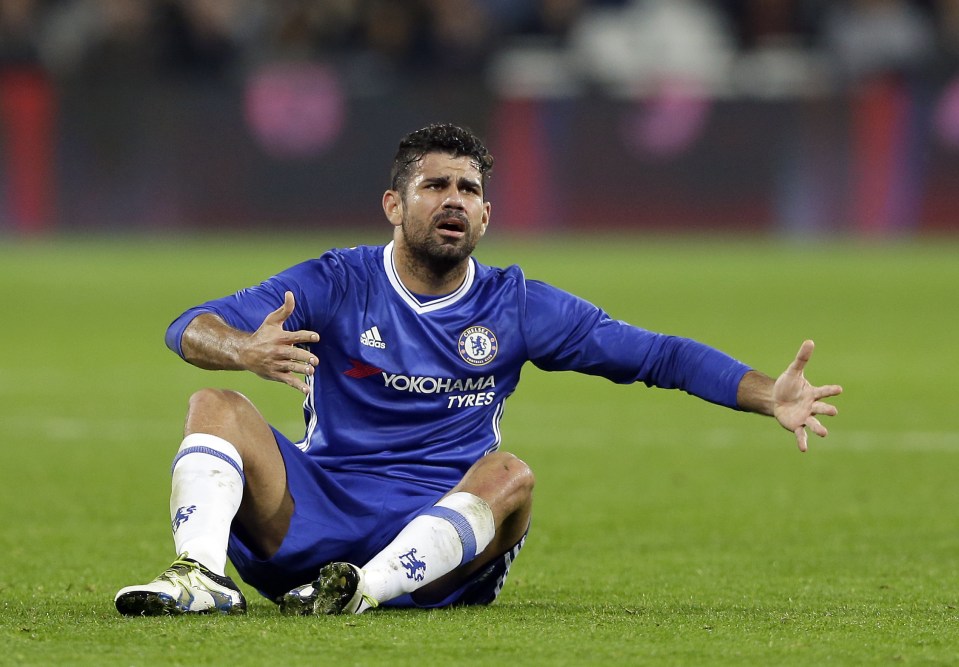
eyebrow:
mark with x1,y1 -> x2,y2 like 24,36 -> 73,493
457,176 -> 482,192
421,175 -> 482,192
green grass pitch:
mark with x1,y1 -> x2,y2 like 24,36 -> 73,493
1,233 -> 957,665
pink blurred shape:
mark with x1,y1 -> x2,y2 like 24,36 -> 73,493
934,76 -> 959,149
244,62 -> 345,158
622,81 -> 711,158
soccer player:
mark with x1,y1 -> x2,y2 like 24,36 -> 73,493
114,123 -> 842,616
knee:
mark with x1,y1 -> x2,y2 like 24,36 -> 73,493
486,451 -> 535,500
480,452 -> 534,542
184,389 -> 265,445
187,388 -> 251,418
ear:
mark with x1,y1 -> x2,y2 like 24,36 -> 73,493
479,201 -> 491,237
383,189 -> 403,228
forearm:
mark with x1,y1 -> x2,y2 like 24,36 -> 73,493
169,293 -> 319,393
736,370 -> 776,416
179,313 -> 253,371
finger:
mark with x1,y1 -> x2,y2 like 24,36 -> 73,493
290,377 -> 311,395
263,291 -> 296,326
286,329 -> 321,345
285,346 -> 319,368
806,416 -> 828,438
269,353 -> 314,373
794,426 -> 808,452
814,384 -> 843,400
280,359 -> 313,375
788,339 -> 815,374
811,400 -> 838,417
280,371 -> 311,395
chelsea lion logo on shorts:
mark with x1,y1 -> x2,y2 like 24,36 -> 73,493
458,325 -> 498,366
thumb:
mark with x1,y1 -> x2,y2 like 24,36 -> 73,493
263,291 -> 295,326
788,339 -> 815,375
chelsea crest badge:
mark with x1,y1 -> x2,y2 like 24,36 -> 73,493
458,326 -> 498,366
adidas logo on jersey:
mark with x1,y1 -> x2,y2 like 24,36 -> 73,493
360,326 -> 386,349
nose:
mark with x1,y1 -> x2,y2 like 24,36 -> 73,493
443,188 -> 466,210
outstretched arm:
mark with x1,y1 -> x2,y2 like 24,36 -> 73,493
736,340 -> 843,452
180,291 -> 320,395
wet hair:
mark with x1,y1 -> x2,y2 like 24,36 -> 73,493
390,123 -> 494,196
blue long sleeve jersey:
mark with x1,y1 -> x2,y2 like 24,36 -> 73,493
166,242 -> 751,493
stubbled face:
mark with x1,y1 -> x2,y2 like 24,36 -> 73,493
385,152 -> 491,275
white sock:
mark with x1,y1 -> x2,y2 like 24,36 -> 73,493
360,492 -> 495,607
169,433 -> 244,576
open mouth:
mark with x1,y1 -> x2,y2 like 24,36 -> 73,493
435,216 -> 467,238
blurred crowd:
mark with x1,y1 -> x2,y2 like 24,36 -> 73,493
1,0 -> 959,90
4,0 -> 959,236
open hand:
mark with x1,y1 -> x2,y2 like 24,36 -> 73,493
240,291 -> 320,394
773,340 -> 843,452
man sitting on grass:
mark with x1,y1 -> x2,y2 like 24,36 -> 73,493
115,123 -> 842,616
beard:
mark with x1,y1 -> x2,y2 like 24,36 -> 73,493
400,209 -> 480,278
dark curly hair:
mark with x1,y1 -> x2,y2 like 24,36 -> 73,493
390,123 -> 494,196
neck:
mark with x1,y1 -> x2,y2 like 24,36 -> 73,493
391,240 -> 469,296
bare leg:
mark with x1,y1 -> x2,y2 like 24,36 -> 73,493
183,388 -> 293,558
278,450 -> 535,614
114,387 -> 289,616
412,451 -> 534,604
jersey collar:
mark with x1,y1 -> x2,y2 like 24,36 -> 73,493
383,241 -> 475,314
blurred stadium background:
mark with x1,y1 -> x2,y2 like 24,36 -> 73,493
3,0 -> 959,238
